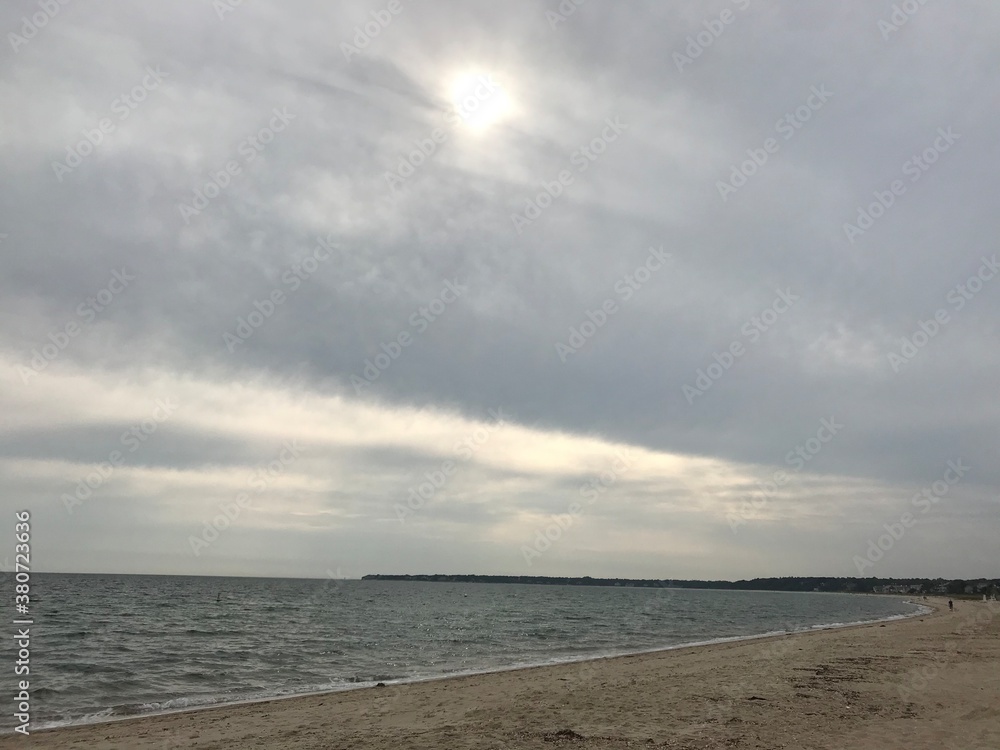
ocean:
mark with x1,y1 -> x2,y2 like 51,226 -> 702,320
5,573 -> 923,731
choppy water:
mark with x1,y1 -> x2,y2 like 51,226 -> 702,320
4,573 -> 922,730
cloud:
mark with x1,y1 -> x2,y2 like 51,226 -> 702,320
1,0 -> 998,578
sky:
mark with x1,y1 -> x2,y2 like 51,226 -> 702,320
1,0 -> 998,581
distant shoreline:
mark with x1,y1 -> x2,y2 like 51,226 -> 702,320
26,571 -> 999,599
362,573 -> 997,596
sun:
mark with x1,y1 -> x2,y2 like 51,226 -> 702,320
447,71 -> 512,131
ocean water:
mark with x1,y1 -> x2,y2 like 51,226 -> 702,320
5,573 -> 922,730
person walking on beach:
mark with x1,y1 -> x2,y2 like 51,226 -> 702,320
948,599 -> 953,611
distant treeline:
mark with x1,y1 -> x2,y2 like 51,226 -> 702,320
362,574 -> 999,596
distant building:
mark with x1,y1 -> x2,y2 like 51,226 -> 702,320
873,584 -> 916,594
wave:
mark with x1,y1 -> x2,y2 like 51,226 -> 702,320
18,599 -> 928,734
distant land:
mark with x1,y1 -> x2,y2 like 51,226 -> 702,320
363,574 -> 1000,597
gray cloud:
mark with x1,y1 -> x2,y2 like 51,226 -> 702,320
2,0 -> 998,579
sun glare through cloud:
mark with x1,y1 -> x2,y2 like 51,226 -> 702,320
448,70 -> 513,131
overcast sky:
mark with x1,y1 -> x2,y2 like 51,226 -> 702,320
1,1 -> 998,581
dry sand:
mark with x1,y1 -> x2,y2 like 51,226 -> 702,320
6,597 -> 999,749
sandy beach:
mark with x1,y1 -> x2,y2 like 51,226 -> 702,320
6,597 -> 998,750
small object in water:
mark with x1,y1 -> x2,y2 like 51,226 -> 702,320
375,682 -> 386,688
